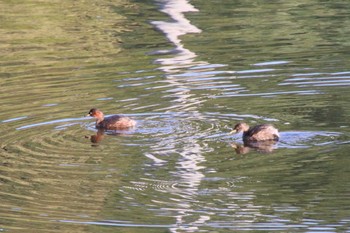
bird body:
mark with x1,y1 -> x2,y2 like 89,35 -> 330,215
230,122 -> 279,142
87,108 -> 136,130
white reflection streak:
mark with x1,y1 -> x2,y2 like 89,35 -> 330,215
151,0 -> 210,232
151,0 -> 208,71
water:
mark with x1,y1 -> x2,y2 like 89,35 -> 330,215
1,0 -> 350,232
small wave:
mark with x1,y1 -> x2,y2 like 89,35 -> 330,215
16,118 -> 85,130
122,178 -> 180,194
280,73 -> 350,88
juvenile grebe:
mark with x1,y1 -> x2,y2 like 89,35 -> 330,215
87,108 -> 136,130
230,122 -> 279,142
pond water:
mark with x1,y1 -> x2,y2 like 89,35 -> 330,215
1,0 -> 350,232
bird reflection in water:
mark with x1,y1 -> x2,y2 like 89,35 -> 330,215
88,129 -> 105,144
85,129 -> 134,145
231,140 -> 278,154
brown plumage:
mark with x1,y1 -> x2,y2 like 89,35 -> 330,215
87,108 -> 136,130
230,122 -> 279,142
231,140 -> 277,154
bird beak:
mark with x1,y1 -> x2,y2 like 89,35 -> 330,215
229,129 -> 237,135
85,114 -> 91,117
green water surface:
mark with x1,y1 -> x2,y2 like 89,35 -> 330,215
1,0 -> 350,232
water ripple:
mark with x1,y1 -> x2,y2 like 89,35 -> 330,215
280,73 -> 350,87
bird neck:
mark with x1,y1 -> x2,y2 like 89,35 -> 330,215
95,114 -> 104,124
242,128 -> 251,137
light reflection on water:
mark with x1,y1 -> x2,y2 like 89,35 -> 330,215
8,110 -> 346,232
280,72 -> 350,87
151,0 -> 203,69
119,0 -> 350,231
58,219 -> 342,232
1,0 -> 350,232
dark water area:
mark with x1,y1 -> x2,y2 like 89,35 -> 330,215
1,0 -> 350,232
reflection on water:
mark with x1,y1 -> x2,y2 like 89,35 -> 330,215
280,71 -> 350,87
150,0 -> 213,231
230,130 -> 343,154
1,0 -> 350,232
12,103 -> 330,231
151,0 -> 204,69
231,141 -> 277,154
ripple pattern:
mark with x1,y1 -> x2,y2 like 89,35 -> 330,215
280,72 -> 350,87
1,0 -> 350,231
